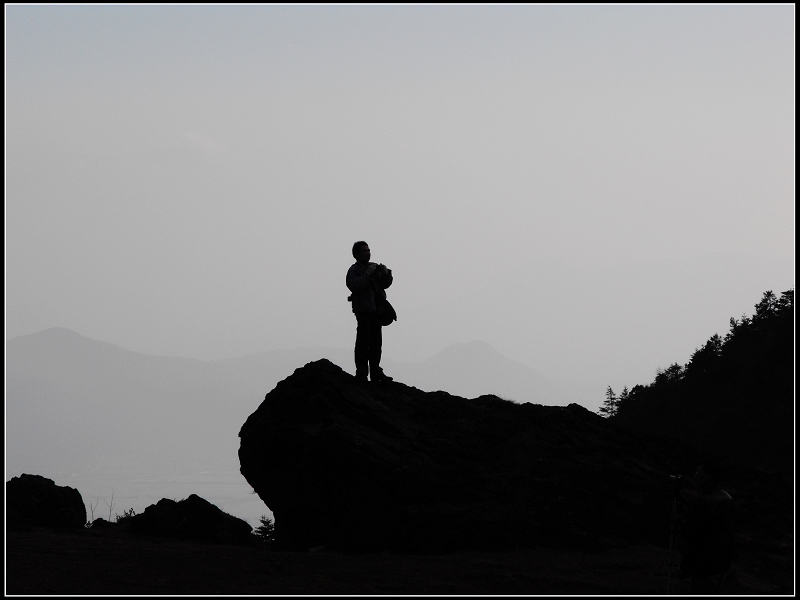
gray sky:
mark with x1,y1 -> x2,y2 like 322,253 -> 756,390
6,5 -> 795,395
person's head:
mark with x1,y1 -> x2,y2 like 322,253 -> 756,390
352,241 -> 370,263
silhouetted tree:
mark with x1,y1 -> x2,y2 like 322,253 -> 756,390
619,386 -> 630,404
599,386 -> 619,418
654,363 -> 684,386
686,334 -> 723,378
253,515 -> 275,546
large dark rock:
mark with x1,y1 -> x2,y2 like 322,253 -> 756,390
129,494 -> 253,545
239,360 -> 722,552
6,474 -> 86,530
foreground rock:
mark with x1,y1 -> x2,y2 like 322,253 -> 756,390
6,474 -> 86,530
126,494 -> 253,545
240,360 -> 727,552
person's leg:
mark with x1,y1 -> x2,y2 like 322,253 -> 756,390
354,313 -> 370,380
368,318 -> 383,378
367,318 -> 393,381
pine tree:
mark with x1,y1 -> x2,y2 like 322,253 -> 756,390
599,386 -> 618,418
253,515 -> 275,545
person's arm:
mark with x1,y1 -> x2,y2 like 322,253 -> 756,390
346,263 -> 377,293
376,265 -> 393,289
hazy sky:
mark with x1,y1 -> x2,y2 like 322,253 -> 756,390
6,5 -> 795,394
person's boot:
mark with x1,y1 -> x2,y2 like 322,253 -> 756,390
371,369 -> 393,383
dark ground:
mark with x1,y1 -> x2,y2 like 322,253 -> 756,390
6,526 -> 792,595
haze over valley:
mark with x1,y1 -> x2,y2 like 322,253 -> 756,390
6,327 -> 589,526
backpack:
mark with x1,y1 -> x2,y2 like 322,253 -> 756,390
372,277 -> 397,326
376,297 -> 397,326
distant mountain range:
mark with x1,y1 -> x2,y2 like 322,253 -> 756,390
6,328 -> 592,481
385,340 -> 593,406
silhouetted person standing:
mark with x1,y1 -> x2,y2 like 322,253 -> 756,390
346,241 -> 393,382
673,461 -> 736,594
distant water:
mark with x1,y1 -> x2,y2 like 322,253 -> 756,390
61,469 -> 273,529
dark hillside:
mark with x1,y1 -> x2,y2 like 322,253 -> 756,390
609,289 -> 794,474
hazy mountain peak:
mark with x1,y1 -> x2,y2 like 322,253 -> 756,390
12,326 -> 86,343
6,326 -> 209,388
427,340 -> 541,373
32,326 -> 79,336
9,326 -> 125,355
383,339 -> 578,406
8,327 -> 122,375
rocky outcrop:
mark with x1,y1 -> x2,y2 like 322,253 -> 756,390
239,360 -> 718,552
6,474 -> 87,530
128,494 -> 253,545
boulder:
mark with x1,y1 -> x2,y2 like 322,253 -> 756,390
129,494 -> 253,545
6,473 -> 86,529
238,359 -> 706,552
88,517 -> 114,529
